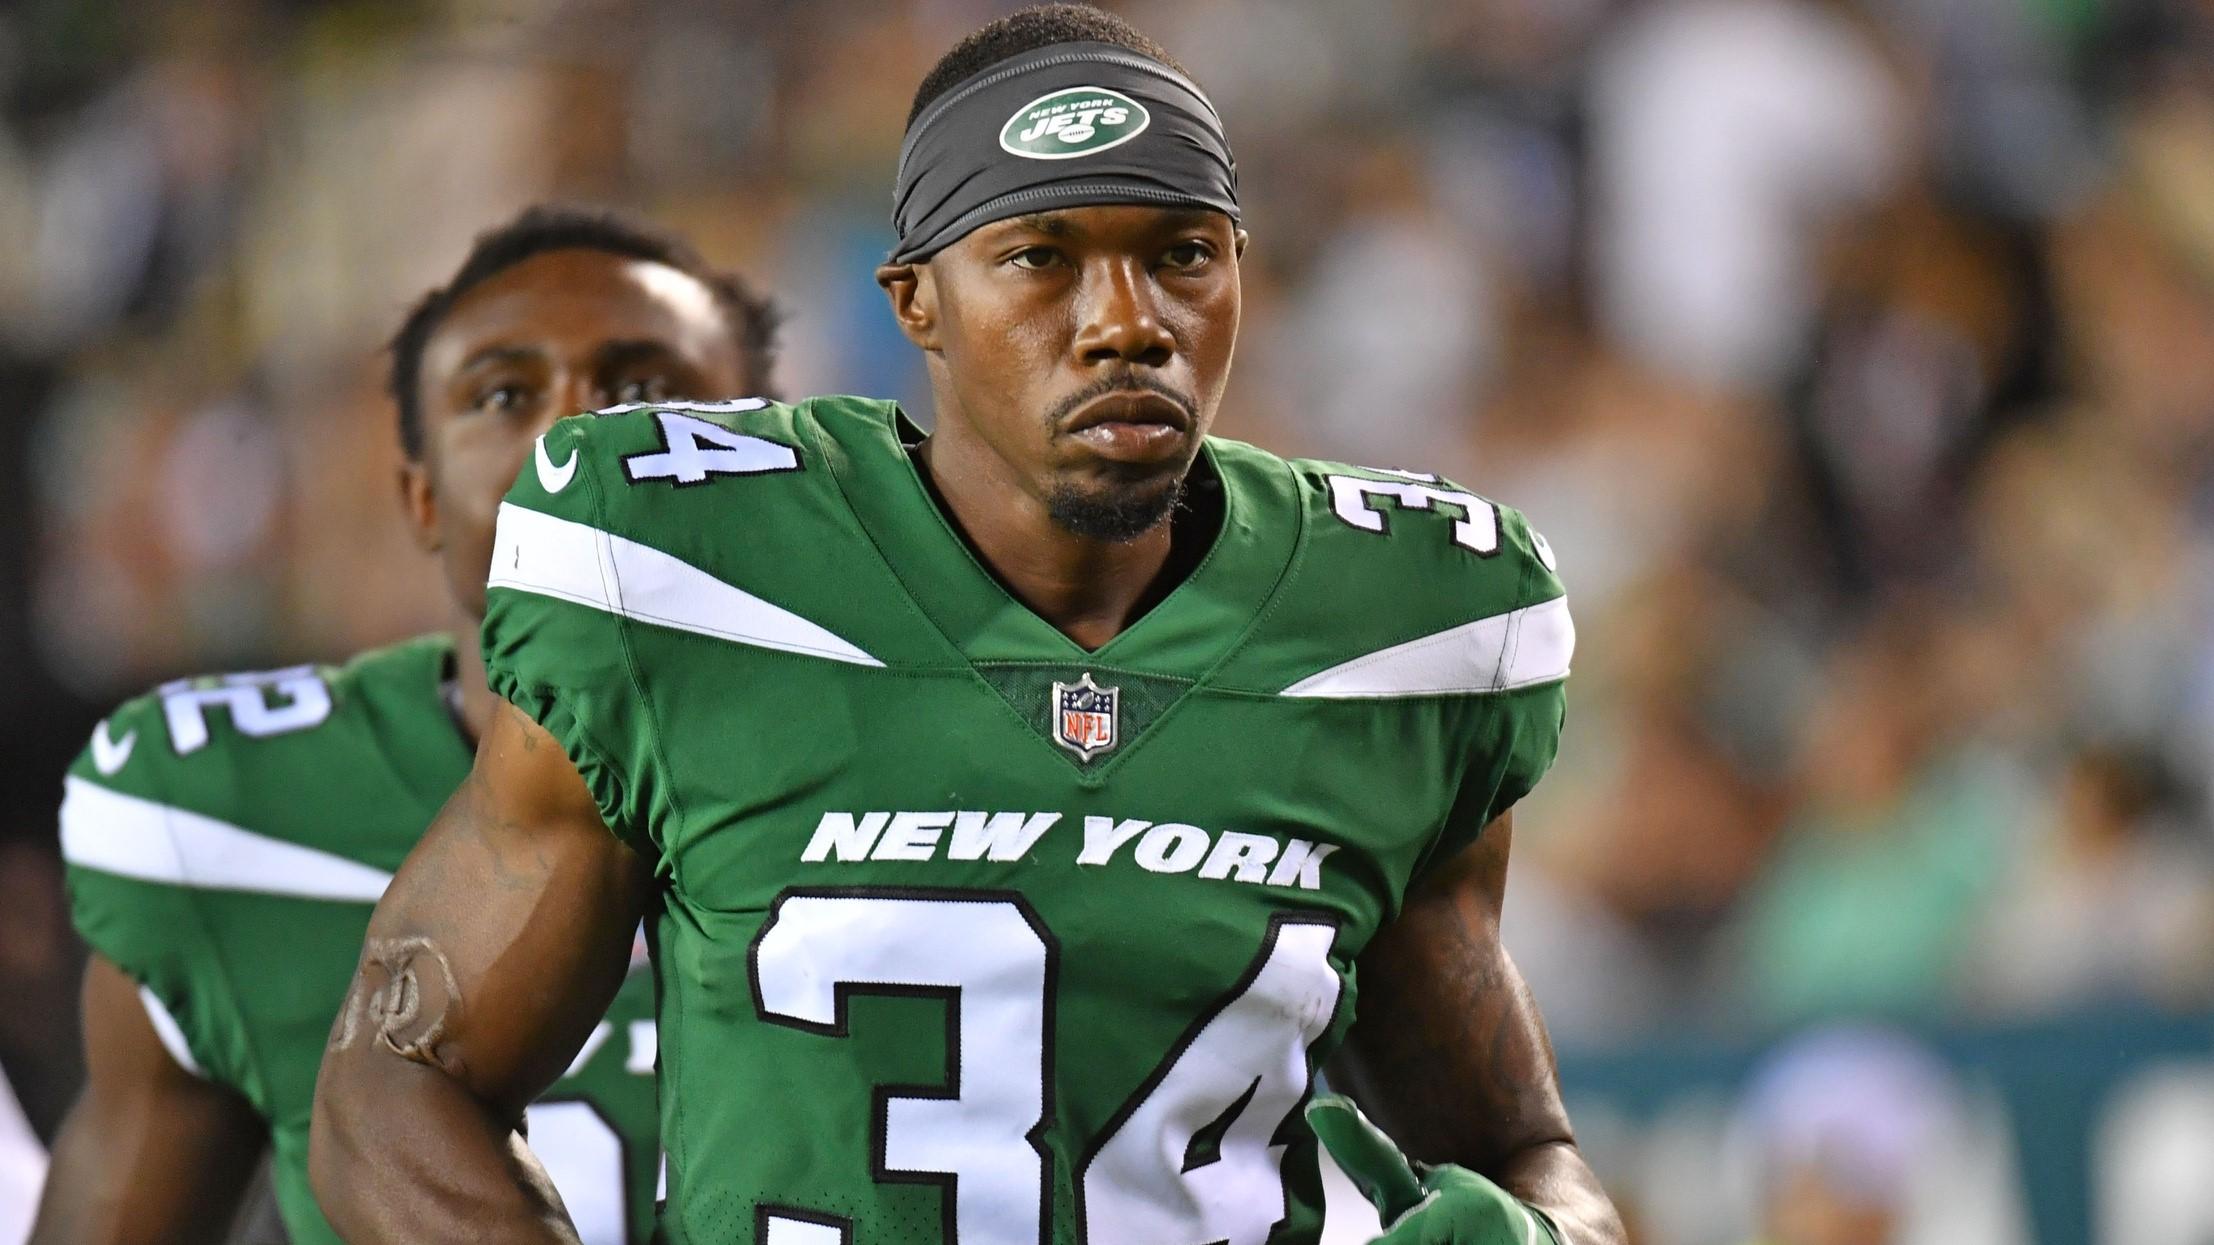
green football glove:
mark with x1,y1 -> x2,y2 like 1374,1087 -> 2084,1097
1306,1094 -> 1564,1245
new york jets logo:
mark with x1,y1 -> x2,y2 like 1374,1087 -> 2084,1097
999,86 -> 1149,160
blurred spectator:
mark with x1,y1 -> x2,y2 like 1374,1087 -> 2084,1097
1266,136 -> 1499,472
1728,615 -> 2033,1026
1590,0 -> 1905,392
1724,1026 -> 2020,1245
1966,746 -> 2214,1013
2097,1066 -> 2214,1245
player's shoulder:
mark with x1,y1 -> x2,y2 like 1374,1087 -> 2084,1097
61,634 -> 459,874
500,394 -> 898,559
513,395 -> 892,506
1213,439 -> 1572,698
489,393 -> 919,661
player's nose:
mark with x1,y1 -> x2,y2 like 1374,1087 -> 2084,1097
548,373 -> 602,428
1073,258 -> 1174,369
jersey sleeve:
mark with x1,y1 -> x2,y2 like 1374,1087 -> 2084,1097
1423,504 -> 1572,871
58,694 -> 249,1087
481,413 -> 671,862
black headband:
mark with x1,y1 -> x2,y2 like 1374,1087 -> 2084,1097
890,42 -> 1239,264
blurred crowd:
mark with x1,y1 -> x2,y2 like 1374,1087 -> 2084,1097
0,0 -> 2209,1234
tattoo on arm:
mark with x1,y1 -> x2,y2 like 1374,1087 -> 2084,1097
311,700 -> 645,1244
1347,887 -> 1568,1166
328,938 -> 467,1075
1333,817 -> 1626,1244
508,701 -> 541,751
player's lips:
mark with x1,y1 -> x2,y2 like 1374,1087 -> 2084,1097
1060,391 -> 1193,464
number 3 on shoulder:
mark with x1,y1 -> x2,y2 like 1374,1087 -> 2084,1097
1326,469 -> 1501,556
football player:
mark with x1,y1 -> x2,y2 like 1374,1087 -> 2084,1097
33,206 -> 778,1244
312,8 -> 1627,1245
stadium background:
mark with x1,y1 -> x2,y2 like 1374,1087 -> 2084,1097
0,0 -> 2208,1241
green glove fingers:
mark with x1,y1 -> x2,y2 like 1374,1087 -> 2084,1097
1304,1093 -> 1427,1223
1367,1165 -> 1566,1245
1306,1095 -> 1567,1245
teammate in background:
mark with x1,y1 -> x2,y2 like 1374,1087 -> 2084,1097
313,7 -> 1626,1245
33,206 -> 778,1245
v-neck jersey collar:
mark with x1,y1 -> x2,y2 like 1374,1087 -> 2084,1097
813,400 -> 1303,682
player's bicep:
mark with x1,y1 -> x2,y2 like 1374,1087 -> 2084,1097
30,954 -> 264,1244
327,702 -> 652,1118
1329,814 -> 1575,1169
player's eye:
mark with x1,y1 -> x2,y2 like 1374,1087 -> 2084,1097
1009,246 -> 1063,270
474,384 -> 530,414
1162,241 -> 1213,271
612,376 -> 672,405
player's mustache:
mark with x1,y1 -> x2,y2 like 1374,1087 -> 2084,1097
1044,373 -> 1198,431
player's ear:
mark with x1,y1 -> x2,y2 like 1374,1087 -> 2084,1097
876,262 -> 940,352
397,460 -> 442,554
1233,228 -> 1250,259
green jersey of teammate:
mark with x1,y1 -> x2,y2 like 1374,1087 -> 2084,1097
59,636 -> 661,1244
482,396 -> 1572,1245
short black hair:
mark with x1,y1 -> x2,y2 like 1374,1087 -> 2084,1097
907,3 -> 1189,129
389,204 -> 781,460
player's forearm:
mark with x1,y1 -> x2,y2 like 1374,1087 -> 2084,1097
1330,968 -> 1626,1244
308,728 -> 647,1243
30,1101 -> 256,1244
1420,957 -> 1624,1245
33,956 -> 268,1244
1333,822 -> 1626,1243
310,1048 -> 578,1244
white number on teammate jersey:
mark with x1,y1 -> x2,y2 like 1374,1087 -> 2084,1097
525,1100 -> 632,1245
747,890 -> 1342,1244
622,407 -> 797,486
1326,469 -> 1500,555
158,665 -> 332,756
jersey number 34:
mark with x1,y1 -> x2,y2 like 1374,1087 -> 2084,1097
750,890 -> 1342,1245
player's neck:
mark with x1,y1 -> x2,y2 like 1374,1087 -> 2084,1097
912,431 -> 1191,652
446,615 -> 502,749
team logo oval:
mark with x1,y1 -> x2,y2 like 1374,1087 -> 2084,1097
1051,673 -> 1120,761
999,86 -> 1150,160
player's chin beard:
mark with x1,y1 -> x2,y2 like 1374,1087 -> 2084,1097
1045,472 -> 1186,543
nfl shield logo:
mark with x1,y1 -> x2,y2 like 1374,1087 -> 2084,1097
1051,673 -> 1120,761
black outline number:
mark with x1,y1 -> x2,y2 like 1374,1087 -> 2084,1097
739,892 -> 1344,1245
1325,471 -> 1501,556
524,1096 -> 643,1245
1075,912 -> 1344,1245
622,408 -> 803,488
748,887 -> 1058,1245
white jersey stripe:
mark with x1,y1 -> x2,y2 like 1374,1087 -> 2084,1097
138,984 -> 205,1078
1279,596 -> 1573,699
488,502 -> 884,668
59,776 -> 393,902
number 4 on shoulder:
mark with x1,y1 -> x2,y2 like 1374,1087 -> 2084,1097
623,406 -> 800,487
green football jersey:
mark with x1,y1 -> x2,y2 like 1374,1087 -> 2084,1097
59,635 -> 662,1244
483,397 -> 1572,1245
